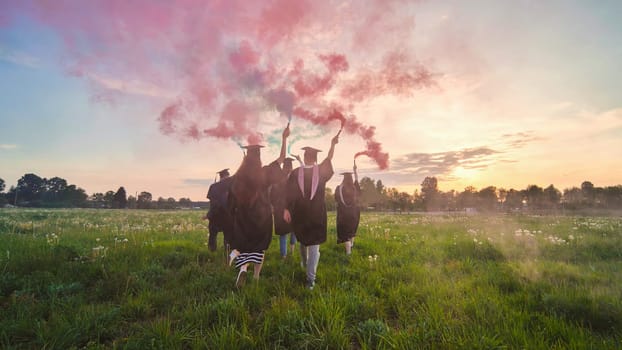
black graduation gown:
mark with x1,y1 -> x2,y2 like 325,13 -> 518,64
229,161 -> 283,253
285,159 -> 334,246
335,181 -> 361,243
270,179 -> 292,236
207,177 -> 234,239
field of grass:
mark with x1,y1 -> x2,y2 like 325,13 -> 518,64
0,208 -> 621,349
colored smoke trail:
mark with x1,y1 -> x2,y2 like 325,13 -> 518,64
4,0 -> 436,169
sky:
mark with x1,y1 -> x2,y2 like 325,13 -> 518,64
1,0 -> 621,201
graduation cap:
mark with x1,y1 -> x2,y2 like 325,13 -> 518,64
301,146 -> 322,154
282,157 -> 295,171
217,169 -> 230,178
302,146 -> 322,163
242,144 -> 264,158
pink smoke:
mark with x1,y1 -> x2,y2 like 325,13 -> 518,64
5,0 -> 435,169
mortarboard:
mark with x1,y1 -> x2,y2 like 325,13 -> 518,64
301,146 -> 322,154
242,144 -> 264,157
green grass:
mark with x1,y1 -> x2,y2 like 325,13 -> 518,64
1,209 -> 621,349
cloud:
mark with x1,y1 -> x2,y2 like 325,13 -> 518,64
0,144 -> 18,150
500,131 -> 545,149
0,47 -> 40,68
182,178 -> 214,187
85,73 -> 177,99
390,146 -> 501,178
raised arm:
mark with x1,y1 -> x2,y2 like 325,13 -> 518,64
277,123 -> 290,164
353,162 -> 359,183
325,131 -> 339,162
292,154 -> 303,167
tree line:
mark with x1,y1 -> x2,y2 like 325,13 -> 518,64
354,176 -> 622,212
1,173 -> 621,212
0,174 -> 195,209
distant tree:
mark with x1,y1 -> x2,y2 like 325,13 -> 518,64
525,185 -> 544,210
156,197 -> 166,209
16,173 -> 45,206
386,188 -> 399,211
375,180 -> 385,196
412,189 -> 424,211
562,187 -> 582,209
498,188 -> 508,207
386,188 -> 414,212
457,186 -> 478,209
0,178 -> 6,206
156,196 -> 177,209
42,177 -> 68,205
67,185 -> 88,207
504,189 -> 523,211
137,191 -> 153,209
581,181 -> 595,207
113,187 -> 128,208
421,176 -> 440,211
90,192 -> 105,208
478,186 -> 497,211
167,197 -> 177,209
440,190 -> 457,211
103,191 -> 115,208
603,185 -> 622,209
127,195 -> 137,209
543,184 -> 561,210
178,197 -> 192,208
359,177 -> 384,210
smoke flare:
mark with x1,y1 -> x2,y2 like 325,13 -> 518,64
4,0 -> 436,168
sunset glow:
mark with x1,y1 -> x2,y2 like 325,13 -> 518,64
1,0 -> 621,200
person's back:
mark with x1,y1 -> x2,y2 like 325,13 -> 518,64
283,132 -> 339,289
335,170 -> 361,254
206,169 -> 232,251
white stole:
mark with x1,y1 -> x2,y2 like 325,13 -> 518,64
297,165 -> 319,200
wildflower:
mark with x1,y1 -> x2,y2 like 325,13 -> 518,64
92,245 -> 107,258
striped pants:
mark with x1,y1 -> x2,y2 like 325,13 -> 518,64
234,252 -> 265,269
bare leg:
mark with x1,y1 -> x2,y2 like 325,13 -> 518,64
345,240 -> 352,255
253,262 -> 263,280
228,249 -> 239,266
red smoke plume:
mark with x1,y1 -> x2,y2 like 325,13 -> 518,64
4,0 -> 436,168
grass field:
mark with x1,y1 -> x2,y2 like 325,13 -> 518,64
1,209 -> 621,349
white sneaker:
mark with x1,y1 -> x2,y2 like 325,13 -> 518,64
235,269 -> 247,288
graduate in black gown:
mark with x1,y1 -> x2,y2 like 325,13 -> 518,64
335,163 -> 361,255
228,125 -> 290,288
284,132 -> 339,289
205,169 -> 233,252
270,157 -> 297,259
